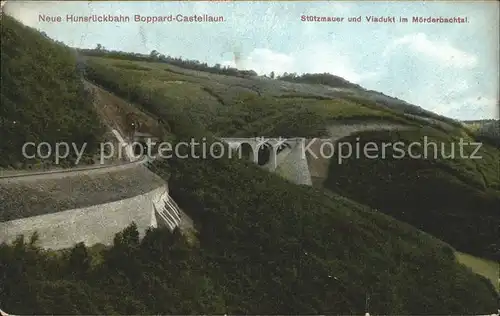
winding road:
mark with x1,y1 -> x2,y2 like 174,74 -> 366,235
0,129 -> 148,182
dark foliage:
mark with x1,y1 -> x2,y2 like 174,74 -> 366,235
81,57 -> 499,313
0,16 -> 104,168
477,120 -> 500,148
0,226 -> 226,314
324,130 -> 500,260
1,191 -> 499,314
277,72 -> 362,89
78,48 -> 258,78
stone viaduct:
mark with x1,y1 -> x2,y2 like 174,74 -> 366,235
220,137 -> 313,186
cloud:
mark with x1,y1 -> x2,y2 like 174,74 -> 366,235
384,33 -> 478,68
4,1 -> 496,120
452,79 -> 470,93
221,45 -> 379,84
303,2 -> 351,16
399,76 -> 497,120
444,96 -> 498,120
3,1 -> 42,27
224,48 -> 294,75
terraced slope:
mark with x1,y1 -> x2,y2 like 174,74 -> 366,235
84,56 -> 421,137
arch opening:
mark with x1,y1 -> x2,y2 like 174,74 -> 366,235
133,141 -> 147,156
257,143 -> 272,165
238,143 -> 254,161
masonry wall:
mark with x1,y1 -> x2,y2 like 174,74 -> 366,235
276,143 -> 312,186
0,186 -> 166,250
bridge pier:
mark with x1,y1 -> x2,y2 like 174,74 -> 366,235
250,144 -> 259,164
267,147 -> 278,171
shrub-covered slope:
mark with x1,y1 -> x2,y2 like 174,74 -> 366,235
0,16 -> 104,169
164,152 -> 499,314
1,21 -> 498,314
1,153 -> 498,314
84,55 -> 500,259
80,56 -> 500,311
324,127 -> 500,260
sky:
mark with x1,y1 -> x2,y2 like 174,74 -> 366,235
4,1 -> 499,120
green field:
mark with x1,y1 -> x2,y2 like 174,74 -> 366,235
456,251 -> 499,293
84,56 -> 422,138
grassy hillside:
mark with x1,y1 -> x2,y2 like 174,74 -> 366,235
84,56 -> 421,137
163,151 -> 499,314
1,20 -> 499,314
80,48 -> 470,129
83,55 -> 500,258
463,120 -> 500,148
324,127 -> 500,260
1,152 -> 498,314
456,251 -> 499,293
0,16 -> 104,169
76,55 -> 500,311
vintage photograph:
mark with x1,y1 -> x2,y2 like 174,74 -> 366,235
1,1 -> 499,314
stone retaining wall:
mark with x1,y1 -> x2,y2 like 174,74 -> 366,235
0,186 -> 166,250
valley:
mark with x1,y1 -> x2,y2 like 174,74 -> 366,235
0,10 -> 499,315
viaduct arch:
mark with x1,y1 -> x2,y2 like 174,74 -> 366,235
221,137 -> 312,185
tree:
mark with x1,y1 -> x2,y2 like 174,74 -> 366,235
270,71 -> 275,79
68,242 -> 91,277
96,43 -> 102,51
114,222 -> 140,249
150,50 -> 160,59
